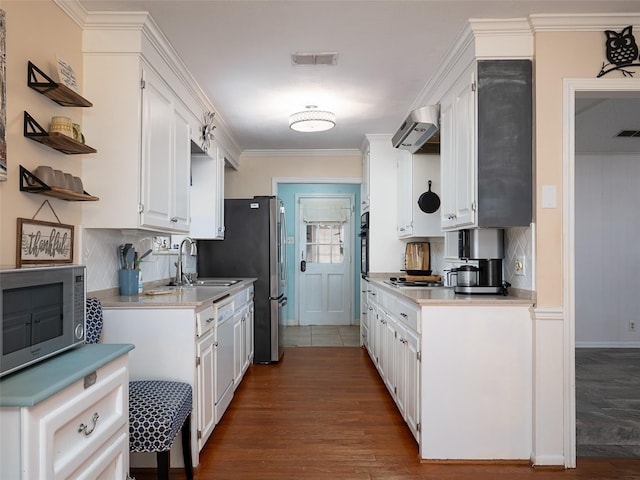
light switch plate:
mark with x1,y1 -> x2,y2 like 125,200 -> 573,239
541,185 -> 557,209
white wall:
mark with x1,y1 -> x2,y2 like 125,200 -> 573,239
575,153 -> 640,346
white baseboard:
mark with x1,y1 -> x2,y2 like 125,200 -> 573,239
530,453 -> 566,467
576,342 -> 640,348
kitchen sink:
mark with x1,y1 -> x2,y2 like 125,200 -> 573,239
193,279 -> 241,287
166,279 -> 241,287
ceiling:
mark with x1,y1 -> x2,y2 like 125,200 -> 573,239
77,1 -> 640,153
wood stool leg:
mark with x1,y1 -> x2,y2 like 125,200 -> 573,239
156,451 -> 170,480
181,413 -> 194,479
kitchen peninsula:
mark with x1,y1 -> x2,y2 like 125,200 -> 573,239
91,278 -> 256,470
362,275 -> 535,461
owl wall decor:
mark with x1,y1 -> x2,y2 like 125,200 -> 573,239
597,25 -> 640,77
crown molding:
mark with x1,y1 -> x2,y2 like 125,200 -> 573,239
529,13 -> 640,32
240,149 -> 361,158
54,0 -> 241,160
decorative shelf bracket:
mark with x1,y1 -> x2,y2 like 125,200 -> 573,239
27,61 -> 92,107
20,164 -> 50,193
23,111 -> 97,155
19,165 -> 99,202
23,110 -> 48,139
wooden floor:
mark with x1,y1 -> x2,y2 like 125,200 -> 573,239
132,347 -> 640,480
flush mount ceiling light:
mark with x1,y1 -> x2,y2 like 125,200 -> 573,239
289,105 -> 336,132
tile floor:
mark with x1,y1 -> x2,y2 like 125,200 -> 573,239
576,348 -> 640,458
282,325 -> 360,347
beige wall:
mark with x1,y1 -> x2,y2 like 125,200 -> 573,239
533,30 -> 614,307
225,153 -> 362,198
0,1 -> 83,268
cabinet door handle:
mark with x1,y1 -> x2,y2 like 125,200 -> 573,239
206,317 -> 215,324
78,412 -> 100,436
400,313 -> 408,318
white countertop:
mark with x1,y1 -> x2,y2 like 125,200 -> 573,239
91,278 -> 256,309
366,277 -> 535,307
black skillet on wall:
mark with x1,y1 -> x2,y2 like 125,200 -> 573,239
417,180 -> 441,214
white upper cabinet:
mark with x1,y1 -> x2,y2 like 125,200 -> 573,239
397,151 -> 442,238
190,141 -> 225,240
440,59 -> 532,230
140,67 -> 191,232
361,146 -> 370,212
440,65 -> 476,230
80,14 -> 234,234
421,20 -> 533,231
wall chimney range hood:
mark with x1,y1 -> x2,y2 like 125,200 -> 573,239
392,105 -> 440,154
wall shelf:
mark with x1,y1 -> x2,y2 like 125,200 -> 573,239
23,111 -> 97,155
19,165 -> 99,201
27,61 -> 92,107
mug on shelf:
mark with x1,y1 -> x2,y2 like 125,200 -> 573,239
49,116 -> 73,137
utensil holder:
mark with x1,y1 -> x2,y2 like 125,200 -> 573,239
119,269 -> 139,296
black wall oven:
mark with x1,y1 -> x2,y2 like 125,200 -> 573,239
360,211 -> 369,277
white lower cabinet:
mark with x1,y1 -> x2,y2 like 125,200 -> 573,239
233,285 -> 254,388
196,329 -> 216,450
1,354 -> 130,480
365,286 -> 421,442
101,282 -> 254,469
366,282 -> 533,459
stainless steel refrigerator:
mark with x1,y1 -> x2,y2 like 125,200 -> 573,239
196,196 -> 287,364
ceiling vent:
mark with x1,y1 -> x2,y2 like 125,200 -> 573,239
291,52 -> 338,66
616,130 -> 640,137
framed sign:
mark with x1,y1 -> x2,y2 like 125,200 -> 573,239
56,56 -> 80,93
16,218 -> 74,267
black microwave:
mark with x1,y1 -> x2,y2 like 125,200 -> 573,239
0,265 -> 86,377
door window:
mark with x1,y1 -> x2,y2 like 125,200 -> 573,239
305,223 -> 344,263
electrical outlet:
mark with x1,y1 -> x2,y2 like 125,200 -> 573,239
630,321 -> 636,332
514,256 -> 526,276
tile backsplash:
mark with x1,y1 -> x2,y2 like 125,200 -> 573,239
81,228 -> 197,292
401,225 -> 533,291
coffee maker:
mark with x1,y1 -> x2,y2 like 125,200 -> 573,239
454,228 -> 505,294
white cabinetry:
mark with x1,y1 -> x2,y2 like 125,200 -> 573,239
0,353 -> 130,480
81,22 -> 207,233
233,285 -> 254,388
360,278 -> 370,348
397,152 -> 442,238
139,68 -> 191,232
195,303 -> 216,450
440,64 -> 476,230
365,285 -> 421,442
100,283 -> 254,468
362,135 -> 403,273
361,146 -> 370,212
190,144 -> 226,240
439,60 -> 532,230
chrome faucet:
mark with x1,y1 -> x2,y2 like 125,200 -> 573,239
174,237 -> 197,285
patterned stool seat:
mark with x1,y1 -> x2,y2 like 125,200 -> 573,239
129,380 -> 192,453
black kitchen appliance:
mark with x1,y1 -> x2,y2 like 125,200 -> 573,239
455,228 -> 506,294
359,211 -> 369,278
196,196 -> 287,364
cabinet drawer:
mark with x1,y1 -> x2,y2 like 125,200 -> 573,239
23,355 -> 128,480
196,305 -> 216,336
231,287 -> 251,310
70,426 -> 128,480
394,299 -> 420,333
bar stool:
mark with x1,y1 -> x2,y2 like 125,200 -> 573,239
86,297 -> 194,480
